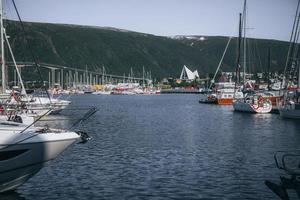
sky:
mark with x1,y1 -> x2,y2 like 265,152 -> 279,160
3,0 -> 298,41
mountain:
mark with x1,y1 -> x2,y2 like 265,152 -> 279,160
5,20 -> 290,80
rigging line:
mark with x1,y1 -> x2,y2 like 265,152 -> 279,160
283,0 -> 300,78
290,7 -> 300,63
11,0 -> 52,103
0,109 -> 52,151
288,7 -> 300,84
208,19 -> 238,89
209,36 -> 232,89
292,23 -> 300,59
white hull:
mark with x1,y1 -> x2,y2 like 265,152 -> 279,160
0,130 -> 79,192
26,97 -> 71,115
92,91 -> 111,95
233,100 -> 272,113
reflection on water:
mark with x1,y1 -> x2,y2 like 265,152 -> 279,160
0,191 -> 26,200
14,94 -> 300,200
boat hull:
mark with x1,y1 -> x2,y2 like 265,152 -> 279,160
0,131 -> 79,192
279,109 -> 300,119
217,98 -> 233,105
233,101 -> 272,113
198,94 -> 217,104
279,104 -> 300,119
0,162 -> 43,193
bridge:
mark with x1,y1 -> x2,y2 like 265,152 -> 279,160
7,62 -> 151,88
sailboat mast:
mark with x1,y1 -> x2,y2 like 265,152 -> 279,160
0,0 -> 5,92
242,0 -> 247,83
233,13 -> 243,99
235,13 -> 242,85
267,46 -> 271,90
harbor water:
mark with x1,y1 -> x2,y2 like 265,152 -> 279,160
2,94 -> 300,200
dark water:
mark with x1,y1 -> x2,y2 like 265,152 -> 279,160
2,94 -> 300,199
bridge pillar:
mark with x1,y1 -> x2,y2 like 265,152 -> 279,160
60,69 -> 64,89
51,68 -> 55,88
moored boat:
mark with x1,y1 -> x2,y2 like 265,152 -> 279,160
0,0 -> 94,193
278,90 -> 300,119
215,82 -> 243,105
0,127 -> 80,192
199,93 -> 217,104
233,93 -> 272,113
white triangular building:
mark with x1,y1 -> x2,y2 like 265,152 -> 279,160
180,65 -> 199,80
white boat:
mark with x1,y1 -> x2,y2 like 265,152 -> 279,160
0,114 -> 34,126
0,0 -> 92,193
26,96 -> 71,115
0,126 -> 80,192
92,90 -> 111,95
277,1 -> 300,119
233,94 -> 272,113
215,82 -> 243,105
231,1 -> 272,114
7,93 -> 71,116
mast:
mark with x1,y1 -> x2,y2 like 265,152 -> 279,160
233,13 -> 242,100
242,0 -> 247,83
267,46 -> 271,90
4,29 -> 29,100
236,13 -> 242,85
0,0 -> 5,92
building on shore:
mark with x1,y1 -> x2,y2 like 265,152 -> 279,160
179,65 -> 199,82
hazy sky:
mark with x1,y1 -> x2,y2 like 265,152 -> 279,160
3,0 -> 298,41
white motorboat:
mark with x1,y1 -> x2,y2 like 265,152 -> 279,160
0,126 -> 80,192
0,0 -> 93,193
0,105 -> 93,193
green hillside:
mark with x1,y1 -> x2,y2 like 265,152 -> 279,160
4,20 -> 289,80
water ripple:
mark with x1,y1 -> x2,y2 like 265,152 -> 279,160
12,94 -> 300,200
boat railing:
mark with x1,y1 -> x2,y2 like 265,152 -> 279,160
30,106 -> 98,132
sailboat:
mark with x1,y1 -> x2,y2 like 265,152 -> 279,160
232,0 -> 272,113
278,90 -> 300,119
0,0 -> 92,192
0,21 -> 70,116
277,0 -> 300,119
